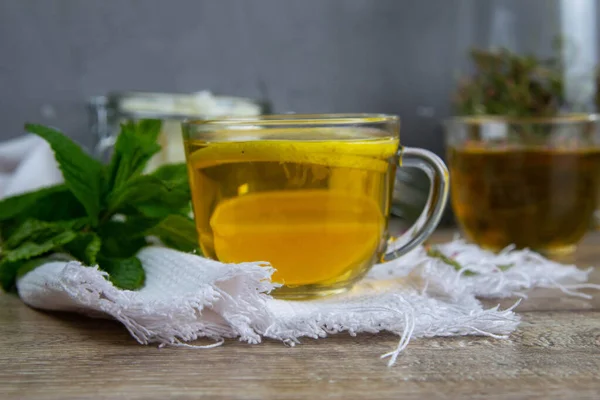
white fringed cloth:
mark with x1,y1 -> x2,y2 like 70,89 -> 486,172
17,241 -> 598,366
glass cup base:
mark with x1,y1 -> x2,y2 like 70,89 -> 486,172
271,282 -> 353,300
478,242 -> 578,258
538,244 -> 578,257
594,211 -> 600,230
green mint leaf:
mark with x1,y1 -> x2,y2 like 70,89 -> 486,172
3,230 -> 77,263
149,163 -> 189,183
149,215 -> 200,253
3,219 -> 68,249
97,217 -> 156,259
135,203 -> 189,219
138,119 -> 163,143
106,174 -> 190,218
0,259 -> 24,292
98,256 -> 145,290
0,185 -> 70,221
100,234 -> 147,259
106,175 -> 170,210
0,230 -> 78,291
10,186 -> 86,223
64,232 -> 102,265
25,124 -> 104,226
98,217 -> 160,239
60,218 -> 90,231
106,120 -> 162,192
0,187 -> 87,241
127,162 -> 192,219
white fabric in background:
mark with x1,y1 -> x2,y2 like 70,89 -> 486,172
0,134 -> 63,198
1,134 -> 598,366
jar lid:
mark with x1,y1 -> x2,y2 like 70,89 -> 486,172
90,90 -> 267,120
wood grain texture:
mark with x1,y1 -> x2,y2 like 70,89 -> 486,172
1,230 -> 599,400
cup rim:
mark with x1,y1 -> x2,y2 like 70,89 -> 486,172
183,113 -> 399,127
445,113 -> 600,125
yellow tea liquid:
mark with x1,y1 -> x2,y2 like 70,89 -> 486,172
185,131 -> 398,294
449,146 -> 600,254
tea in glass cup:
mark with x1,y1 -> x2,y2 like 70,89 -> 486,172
446,115 -> 600,255
183,114 -> 449,298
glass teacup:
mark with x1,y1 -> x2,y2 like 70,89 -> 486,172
445,115 -> 600,256
183,114 -> 449,299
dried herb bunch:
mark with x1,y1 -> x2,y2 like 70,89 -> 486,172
454,47 -> 565,117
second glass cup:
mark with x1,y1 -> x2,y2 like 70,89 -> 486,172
183,114 -> 449,299
445,115 -> 600,256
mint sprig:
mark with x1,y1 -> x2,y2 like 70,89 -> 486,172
0,120 -> 200,292
425,245 -> 514,276
27,124 -> 106,226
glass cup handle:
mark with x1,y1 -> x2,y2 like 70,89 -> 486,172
383,147 -> 450,261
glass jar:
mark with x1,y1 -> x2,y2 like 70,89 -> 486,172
88,91 -> 269,170
453,0 -> 598,116
451,0 -> 600,230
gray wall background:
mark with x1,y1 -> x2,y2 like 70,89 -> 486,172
1,0 -> 597,156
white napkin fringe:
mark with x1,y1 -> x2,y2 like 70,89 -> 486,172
15,240 -> 596,366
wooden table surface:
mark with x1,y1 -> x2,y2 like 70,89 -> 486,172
1,230 -> 599,400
